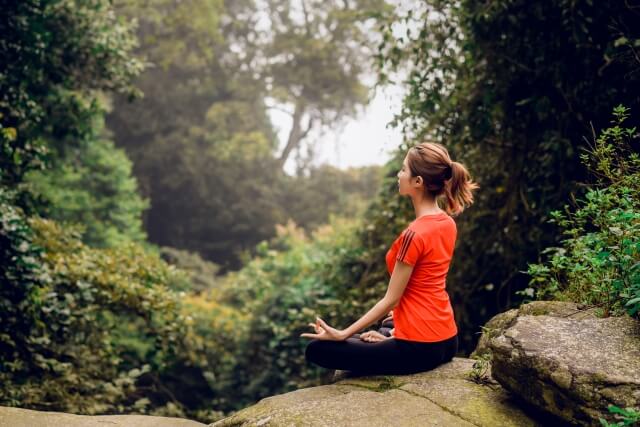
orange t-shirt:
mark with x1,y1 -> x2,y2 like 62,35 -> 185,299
385,212 -> 458,342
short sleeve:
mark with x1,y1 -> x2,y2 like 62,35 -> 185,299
396,229 -> 425,266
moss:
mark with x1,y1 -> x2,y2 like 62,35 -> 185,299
460,397 -> 536,427
339,375 -> 404,393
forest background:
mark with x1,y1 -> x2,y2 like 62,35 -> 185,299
1,0 -> 639,424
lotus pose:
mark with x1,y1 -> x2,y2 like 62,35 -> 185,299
302,142 -> 478,375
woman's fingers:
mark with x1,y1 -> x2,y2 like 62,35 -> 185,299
308,322 -> 327,334
301,317 -> 344,341
316,317 -> 330,330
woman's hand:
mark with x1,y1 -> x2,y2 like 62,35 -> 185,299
359,330 -> 391,343
382,310 -> 394,324
300,317 -> 346,341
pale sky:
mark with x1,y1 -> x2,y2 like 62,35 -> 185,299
270,83 -> 406,174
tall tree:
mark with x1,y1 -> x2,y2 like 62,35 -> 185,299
108,0 -> 287,269
252,0 -> 391,170
107,0 -> 390,269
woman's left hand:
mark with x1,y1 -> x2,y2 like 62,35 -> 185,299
360,330 -> 390,342
300,317 -> 346,341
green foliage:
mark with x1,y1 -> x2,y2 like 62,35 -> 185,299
600,405 -> 640,427
0,192 -> 235,423
0,192 -> 192,414
159,247 -> 221,293
25,130 -> 148,248
466,353 -> 492,385
527,106 -> 640,318
215,217 -> 365,406
281,164 -> 382,232
0,0 -> 142,188
108,0 -> 282,269
1,0 -> 230,422
106,0 -> 389,269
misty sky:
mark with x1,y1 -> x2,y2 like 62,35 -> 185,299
271,83 -> 405,174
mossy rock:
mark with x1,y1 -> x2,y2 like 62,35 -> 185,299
0,406 -> 205,427
471,301 -> 597,358
212,358 -> 553,426
489,314 -> 640,426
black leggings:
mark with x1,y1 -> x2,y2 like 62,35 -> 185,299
305,333 -> 458,376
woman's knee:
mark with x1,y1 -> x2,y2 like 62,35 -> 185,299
305,339 -> 323,363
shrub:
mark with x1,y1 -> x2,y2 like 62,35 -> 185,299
527,106 -> 640,318
215,217 -> 365,407
0,190 -> 194,414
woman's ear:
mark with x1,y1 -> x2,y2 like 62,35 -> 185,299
414,176 -> 423,187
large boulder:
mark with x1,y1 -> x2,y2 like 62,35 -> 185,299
472,301 -> 597,358
0,406 -> 206,427
489,314 -> 640,426
212,358 -> 556,426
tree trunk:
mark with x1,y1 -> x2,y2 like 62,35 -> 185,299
277,102 -> 306,170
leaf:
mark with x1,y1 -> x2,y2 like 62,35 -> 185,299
624,297 -> 640,306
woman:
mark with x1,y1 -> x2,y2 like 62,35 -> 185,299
301,142 -> 478,375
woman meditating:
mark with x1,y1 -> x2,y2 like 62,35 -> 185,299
301,142 -> 478,375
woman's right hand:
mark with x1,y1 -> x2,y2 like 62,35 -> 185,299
360,330 -> 390,343
382,310 -> 393,324
300,317 -> 347,341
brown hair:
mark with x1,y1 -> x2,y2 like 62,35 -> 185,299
406,142 -> 478,216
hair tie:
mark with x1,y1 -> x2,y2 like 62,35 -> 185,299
444,164 -> 453,180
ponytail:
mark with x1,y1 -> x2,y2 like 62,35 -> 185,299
407,142 -> 478,216
444,161 -> 478,216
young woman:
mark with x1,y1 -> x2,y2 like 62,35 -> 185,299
301,142 -> 478,375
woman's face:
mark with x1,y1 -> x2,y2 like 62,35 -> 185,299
397,155 -> 416,196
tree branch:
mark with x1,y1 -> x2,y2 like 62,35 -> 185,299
277,101 -> 306,169
300,116 -> 315,140
265,104 -> 294,116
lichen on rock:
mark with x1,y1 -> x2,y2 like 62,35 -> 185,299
488,314 -> 640,426
211,358 -> 550,426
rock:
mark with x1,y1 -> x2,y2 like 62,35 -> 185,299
211,358 -> 553,426
489,314 -> 640,426
0,406 -> 206,427
472,301 -> 597,358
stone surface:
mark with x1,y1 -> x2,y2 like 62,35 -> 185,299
0,406 -> 206,427
212,358 -> 550,427
489,314 -> 640,426
472,301 -> 597,358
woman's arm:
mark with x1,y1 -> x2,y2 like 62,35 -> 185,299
301,261 -> 414,341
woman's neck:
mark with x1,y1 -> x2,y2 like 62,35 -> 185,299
411,193 -> 442,218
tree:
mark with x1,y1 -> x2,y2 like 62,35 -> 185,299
24,125 -> 149,248
251,0 -> 392,170
0,0 -> 142,192
107,0 -> 390,269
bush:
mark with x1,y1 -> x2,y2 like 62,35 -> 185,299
0,190 -> 194,414
527,106 -> 640,318
25,136 -> 149,248
215,217 -> 366,407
